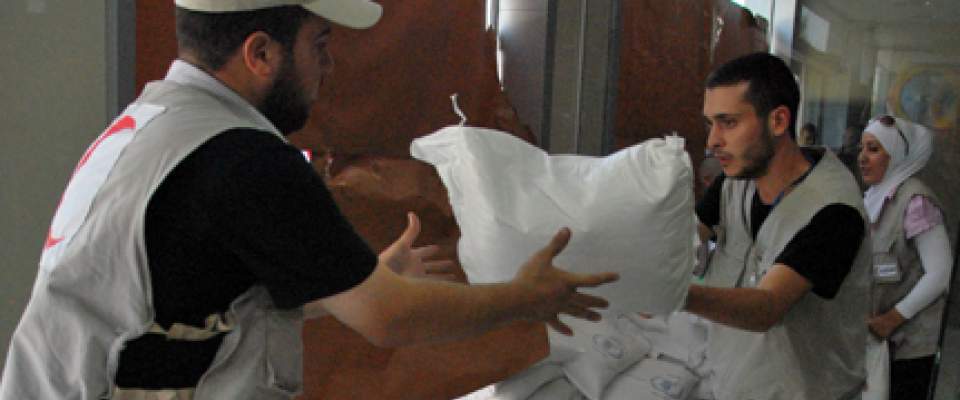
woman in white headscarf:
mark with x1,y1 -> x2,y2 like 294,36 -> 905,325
859,115 -> 953,399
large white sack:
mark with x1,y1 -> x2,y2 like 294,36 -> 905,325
602,357 -> 698,400
557,312 -> 708,400
562,317 -> 652,400
862,337 -> 890,400
528,377 -> 584,400
492,361 -> 564,400
633,312 -> 710,372
410,126 -> 697,314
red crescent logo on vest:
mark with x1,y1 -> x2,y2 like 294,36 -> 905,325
44,115 -> 137,250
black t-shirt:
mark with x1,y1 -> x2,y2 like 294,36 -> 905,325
115,129 -> 377,389
695,153 -> 864,300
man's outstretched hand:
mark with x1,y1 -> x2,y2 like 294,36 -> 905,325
513,228 -> 619,335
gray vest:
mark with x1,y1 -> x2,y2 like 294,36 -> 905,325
1,80 -> 303,400
871,177 -> 945,360
703,151 -> 871,400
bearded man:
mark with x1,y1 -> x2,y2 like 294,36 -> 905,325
684,52 -> 871,400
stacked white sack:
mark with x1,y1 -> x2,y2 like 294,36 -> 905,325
459,312 -> 714,400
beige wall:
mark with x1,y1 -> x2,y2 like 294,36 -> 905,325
0,0 -> 110,367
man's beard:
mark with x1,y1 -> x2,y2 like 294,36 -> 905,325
260,56 -> 310,135
731,123 -> 776,180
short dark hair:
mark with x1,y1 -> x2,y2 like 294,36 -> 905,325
705,52 -> 800,139
175,6 -> 312,71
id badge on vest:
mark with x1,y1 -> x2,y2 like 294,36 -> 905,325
873,252 -> 901,283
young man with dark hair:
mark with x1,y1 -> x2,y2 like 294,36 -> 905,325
0,2 -> 617,399
684,52 -> 871,399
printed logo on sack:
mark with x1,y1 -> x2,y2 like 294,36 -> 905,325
593,334 -> 625,360
650,376 -> 685,399
40,104 -> 165,271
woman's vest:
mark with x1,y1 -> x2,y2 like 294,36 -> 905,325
0,80 -> 304,399
871,177 -> 946,360
702,151 -> 872,400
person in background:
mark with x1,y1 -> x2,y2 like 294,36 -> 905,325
0,1 -> 618,399
798,122 -> 819,147
686,52 -> 870,399
860,115 -> 953,399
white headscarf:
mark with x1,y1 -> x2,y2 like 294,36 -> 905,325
862,116 -> 934,223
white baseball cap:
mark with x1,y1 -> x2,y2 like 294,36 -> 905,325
174,0 -> 382,29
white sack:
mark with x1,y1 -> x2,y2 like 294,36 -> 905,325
489,312 -> 712,400
410,126 -> 697,315
637,312 -> 710,371
690,374 -> 717,400
492,361 -> 564,400
602,357 -> 698,400
561,314 -> 653,400
455,385 -> 496,400
528,377 -> 584,400
862,337 -> 890,400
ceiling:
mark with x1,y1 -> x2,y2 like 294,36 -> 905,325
810,0 -> 960,25
801,0 -> 960,53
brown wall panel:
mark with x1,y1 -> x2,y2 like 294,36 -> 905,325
291,0 -> 535,158
135,1 -> 177,94
614,0 -> 713,153
710,2 -> 770,69
613,0 -> 768,196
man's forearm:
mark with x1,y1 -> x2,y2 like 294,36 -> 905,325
684,284 -> 782,332
686,264 -> 812,332
321,224 -> 614,347
378,277 -> 536,346
320,264 -> 541,348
